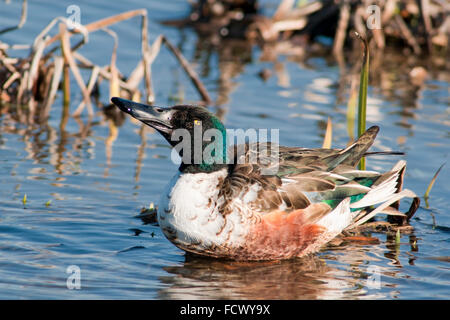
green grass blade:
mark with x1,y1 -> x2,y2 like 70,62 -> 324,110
346,87 -> 357,142
355,32 -> 369,170
395,229 -> 401,245
424,162 -> 446,199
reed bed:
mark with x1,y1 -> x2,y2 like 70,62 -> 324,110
181,0 -> 449,56
0,5 -> 210,124
1,1 -> 448,124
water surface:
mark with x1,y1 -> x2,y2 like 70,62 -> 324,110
0,0 -> 449,299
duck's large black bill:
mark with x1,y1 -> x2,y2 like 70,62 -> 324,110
111,97 -> 173,134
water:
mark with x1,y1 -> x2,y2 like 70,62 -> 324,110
0,0 -> 449,299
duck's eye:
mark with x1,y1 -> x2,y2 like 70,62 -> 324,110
194,120 -> 201,126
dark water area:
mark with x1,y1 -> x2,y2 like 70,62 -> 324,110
0,0 -> 449,299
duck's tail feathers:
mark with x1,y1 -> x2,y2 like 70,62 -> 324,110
345,160 -> 420,229
326,126 -> 379,170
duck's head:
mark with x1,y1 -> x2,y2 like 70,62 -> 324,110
111,97 -> 228,173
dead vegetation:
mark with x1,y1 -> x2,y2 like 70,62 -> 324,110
164,0 -> 449,128
0,3 -> 211,125
0,0 -> 448,125
177,0 -> 449,55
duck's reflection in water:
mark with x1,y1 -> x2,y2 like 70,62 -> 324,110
157,244 -> 392,300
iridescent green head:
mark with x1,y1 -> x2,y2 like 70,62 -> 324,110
111,97 -> 228,173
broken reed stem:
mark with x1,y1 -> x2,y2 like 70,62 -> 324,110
162,36 -> 212,105
322,117 -> 332,149
72,51 -> 134,91
44,9 -> 147,48
59,23 -> 93,117
101,28 -> 120,99
0,0 -> 28,35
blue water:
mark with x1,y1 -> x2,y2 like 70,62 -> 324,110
0,0 -> 449,299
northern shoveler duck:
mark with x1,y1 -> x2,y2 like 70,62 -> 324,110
112,97 -> 419,261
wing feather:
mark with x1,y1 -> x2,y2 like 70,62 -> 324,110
219,126 -> 413,224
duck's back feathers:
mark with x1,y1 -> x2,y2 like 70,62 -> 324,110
220,125 -> 417,233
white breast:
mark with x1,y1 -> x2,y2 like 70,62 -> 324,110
158,169 -> 248,250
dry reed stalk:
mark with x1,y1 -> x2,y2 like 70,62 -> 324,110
382,0 -> 397,24
272,19 -> 307,33
0,42 -> 30,51
40,10 -> 144,71
62,60 -> 70,108
27,37 -> 47,111
420,0 -> 433,53
16,69 -> 28,105
42,56 -> 63,118
45,9 -> 146,48
126,60 -> 145,91
126,35 -> 163,94
72,66 -> 100,116
333,1 -> 350,56
101,28 -> 120,99
394,15 -> 422,55
84,9 -> 147,33
322,117 -> 332,149
0,50 -> 16,73
37,16 -> 89,65
273,0 -> 295,21
2,71 -> 20,89
71,52 -> 134,91
372,28 -> 385,50
0,0 -> 27,35
59,23 -> 93,117
353,5 -> 366,39
288,1 -> 322,19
